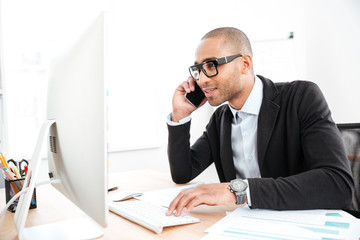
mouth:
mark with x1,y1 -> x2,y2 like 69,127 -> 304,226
203,87 -> 216,97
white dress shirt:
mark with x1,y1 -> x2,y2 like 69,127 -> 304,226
228,76 -> 263,179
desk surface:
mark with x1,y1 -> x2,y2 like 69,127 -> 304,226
0,169 -> 238,240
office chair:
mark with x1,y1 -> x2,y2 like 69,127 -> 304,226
337,123 -> 360,218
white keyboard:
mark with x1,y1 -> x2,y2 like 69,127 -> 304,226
109,200 -> 200,234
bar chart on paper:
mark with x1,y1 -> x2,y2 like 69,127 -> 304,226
203,206 -> 360,240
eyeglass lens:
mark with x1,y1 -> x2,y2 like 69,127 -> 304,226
189,66 -> 200,80
190,62 -> 218,80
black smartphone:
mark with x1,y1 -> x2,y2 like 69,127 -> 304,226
185,83 -> 205,108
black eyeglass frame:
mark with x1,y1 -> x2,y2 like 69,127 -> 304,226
188,54 -> 243,81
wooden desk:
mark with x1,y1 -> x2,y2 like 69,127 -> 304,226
0,169 -> 238,239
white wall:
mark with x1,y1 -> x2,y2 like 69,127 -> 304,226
302,0 -> 360,123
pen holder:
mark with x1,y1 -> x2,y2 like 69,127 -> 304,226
4,178 -> 37,212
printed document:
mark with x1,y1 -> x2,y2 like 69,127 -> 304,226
203,205 -> 360,240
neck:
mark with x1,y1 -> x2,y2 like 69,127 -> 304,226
229,75 -> 255,110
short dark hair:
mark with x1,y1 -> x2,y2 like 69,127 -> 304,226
202,27 -> 253,57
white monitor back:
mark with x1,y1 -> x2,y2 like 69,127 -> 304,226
13,12 -> 108,239
46,12 -> 108,227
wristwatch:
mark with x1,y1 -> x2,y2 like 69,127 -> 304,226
228,179 -> 248,205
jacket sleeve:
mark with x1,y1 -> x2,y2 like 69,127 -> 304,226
249,82 -> 354,210
167,121 -> 214,184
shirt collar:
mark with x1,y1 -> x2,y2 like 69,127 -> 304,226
229,75 -> 263,118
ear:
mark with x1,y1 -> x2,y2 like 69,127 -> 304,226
240,55 -> 253,74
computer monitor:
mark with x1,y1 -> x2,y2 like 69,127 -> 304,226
13,12 -> 108,239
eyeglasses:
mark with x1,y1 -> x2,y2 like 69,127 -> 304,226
188,54 -> 243,81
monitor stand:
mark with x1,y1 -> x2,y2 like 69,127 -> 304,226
13,120 -> 104,240
22,218 -> 103,240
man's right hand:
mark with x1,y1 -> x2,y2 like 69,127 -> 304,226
171,77 -> 207,122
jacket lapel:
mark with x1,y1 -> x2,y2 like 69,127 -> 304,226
257,76 -> 280,172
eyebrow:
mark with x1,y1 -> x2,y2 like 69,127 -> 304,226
194,56 -> 218,65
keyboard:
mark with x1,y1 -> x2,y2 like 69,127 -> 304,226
109,200 -> 200,234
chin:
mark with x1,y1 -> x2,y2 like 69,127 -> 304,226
207,99 -> 225,107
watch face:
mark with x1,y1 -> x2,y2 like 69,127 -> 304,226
231,180 -> 247,192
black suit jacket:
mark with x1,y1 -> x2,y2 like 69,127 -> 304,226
167,75 -> 354,210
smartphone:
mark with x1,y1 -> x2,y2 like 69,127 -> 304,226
185,83 -> 205,108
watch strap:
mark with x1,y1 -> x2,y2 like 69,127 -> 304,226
235,191 -> 247,205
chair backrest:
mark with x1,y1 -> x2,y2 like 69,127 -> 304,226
337,123 -> 360,212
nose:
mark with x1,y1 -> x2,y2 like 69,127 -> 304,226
198,71 -> 211,87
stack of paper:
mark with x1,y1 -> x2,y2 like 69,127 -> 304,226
203,206 -> 360,240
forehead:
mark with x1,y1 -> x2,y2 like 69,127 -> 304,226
195,37 -> 232,63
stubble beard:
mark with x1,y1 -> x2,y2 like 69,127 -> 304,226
207,79 -> 242,107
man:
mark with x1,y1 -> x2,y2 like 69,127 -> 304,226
166,27 -> 354,217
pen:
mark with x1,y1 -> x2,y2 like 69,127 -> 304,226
0,154 -> 7,169
0,153 -> 10,169
0,159 -> 4,169
108,186 -> 118,192
10,166 -> 23,188
24,165 -> 28,176
11,166 -> 22,179
3,167 -> 21,194
3,167 -> 16,180
3,167 -> 22,189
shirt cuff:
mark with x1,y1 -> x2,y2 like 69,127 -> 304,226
244,179 -> 252,206
167,113 -> 191,126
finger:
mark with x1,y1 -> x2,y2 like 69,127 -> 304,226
181,80 -> 192,93
174,191 -> 196,217
166,191 -> 184,216
183,195 -> 203,214
187,77 -> 196,91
